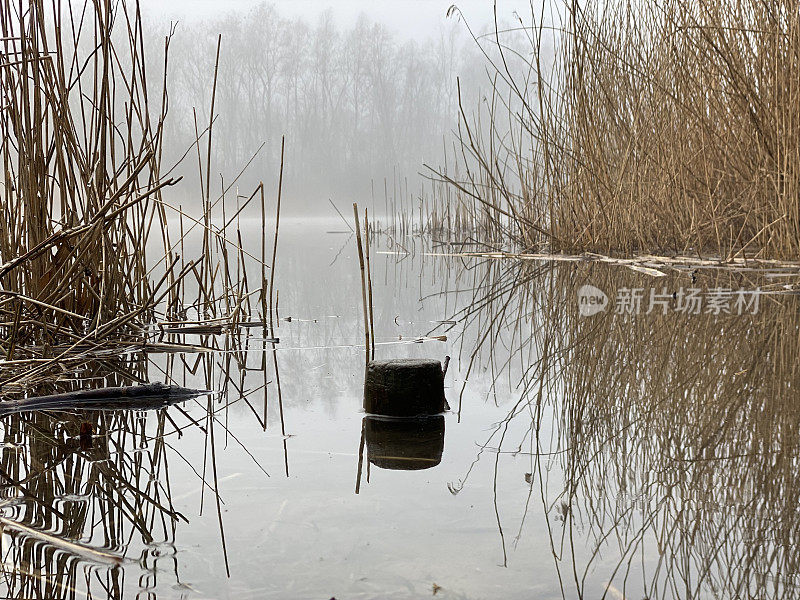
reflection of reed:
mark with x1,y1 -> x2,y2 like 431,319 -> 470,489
451,258 -> 800,599
0,316 -> 277,599
0,359 -> 182,599
546,267 -> 800,599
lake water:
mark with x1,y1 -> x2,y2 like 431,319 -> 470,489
1,217 -> 798,599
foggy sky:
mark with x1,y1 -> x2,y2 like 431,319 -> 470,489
139,0 -> 536,42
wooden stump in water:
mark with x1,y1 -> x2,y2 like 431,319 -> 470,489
364,415 -> 444,471
364,359 -> 445,416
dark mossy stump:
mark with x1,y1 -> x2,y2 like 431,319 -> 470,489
364,359 -> 445,417
364,415 -> 444,470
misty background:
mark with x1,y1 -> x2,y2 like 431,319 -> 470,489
140,1 -> 542,214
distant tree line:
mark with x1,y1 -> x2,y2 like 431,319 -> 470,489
146,4 -> 492,210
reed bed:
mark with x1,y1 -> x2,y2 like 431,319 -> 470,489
443,0 -> 800,259
0,0 -> 172,372
0,0 -> 273,393
367,154 -> 509,241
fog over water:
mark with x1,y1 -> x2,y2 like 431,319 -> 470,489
139,1 -> 541,214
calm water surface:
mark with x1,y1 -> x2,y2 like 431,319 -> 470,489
2,217 -> 798,599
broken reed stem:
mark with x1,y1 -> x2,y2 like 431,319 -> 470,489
201,36 -> 222,322
364,208 -> 375,361
353,203 -> 370,366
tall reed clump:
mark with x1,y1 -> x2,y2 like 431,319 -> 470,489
451,0 -> 800,259
0,1 -> 269,391
0,0 -> 173,360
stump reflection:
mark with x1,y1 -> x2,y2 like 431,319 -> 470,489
364,415 -> 445,470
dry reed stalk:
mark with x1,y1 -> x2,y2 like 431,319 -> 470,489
353,203 -> 370,366
260,181 -> 268,430
269,137 -> 285,338
364,208 -> 375,360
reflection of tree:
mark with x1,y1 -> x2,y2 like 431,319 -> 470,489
452,259 -> 800,599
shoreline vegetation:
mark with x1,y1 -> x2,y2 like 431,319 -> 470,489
0,3 -> 279,589
0,1 -> 274,393
435,0 -> 799,261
